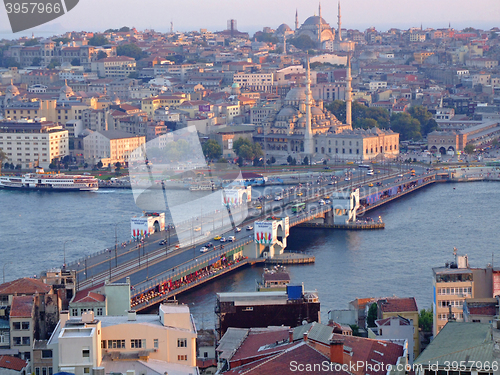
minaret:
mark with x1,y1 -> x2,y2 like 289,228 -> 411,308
345,55 -> 352,127
304,56 -> 314,156
283,34 -> 287,55
295,9 -> 299,30
318,2 -> 322,44
337,1 -> 342,41
319,2 -> 322,20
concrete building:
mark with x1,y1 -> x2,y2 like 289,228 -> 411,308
47,304 -> 198,374
9,296 -> 36,362
0,120 -> 68,168
83,130 -> 145,166
368,315 -> 414,363
463,298 -> 498,323
232,72 -> 274,92
91,57 -> 137,79
432,252 -> 494,336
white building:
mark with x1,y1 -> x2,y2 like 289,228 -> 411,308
83,130 -> 145,166
47,304 -> 198,375
0,120 -> 69,168
368,315 -> 413,363
91,57 -> 137,79
233,72 -> 274,92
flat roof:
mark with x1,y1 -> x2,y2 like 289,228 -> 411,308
217,291 -> 288,305
61,328 -> 93,337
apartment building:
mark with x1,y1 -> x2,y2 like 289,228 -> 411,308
91,57 -> 137,79
233,72 -> 274,92
10,296 -> 36,362
83,130 -> 145,166
0,120 -> 68,168
47,304 -> 197,375
432,252 -> 493,336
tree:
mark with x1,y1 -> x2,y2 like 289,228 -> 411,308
325,100 -> 346,123
115,162 -> 122,171
236,157 -> 244,167
49,163 -> 57,170
119,26 -> 131,32
419,308 -> 433,332
367,303 -> 378,328
464,143 -> 475,154
290,158 -> 297,166
422,119 -> 438,137
47,58 -> 59,69
390,112 -> 421,141
354,118 -> 378,129
71,58 -> 80,66
289,34 -> 316,50
15,164 -> 21,170
88,35 -> 109,46
52,37 -> 71,44
2,57 -> 20,68
287,155 -> 293,165
233,138 -> 262,160
24,39 -> 38,46
238,144 -> 254,160
96,50 -> 108,60
202,140 -> 222,161
408,106 -> 432,128
31,57 -> 42,66
270,156 -> 276,164
302,156 -> 309,165
116,44 -> 144,60
97,160 -> 103,169
0,149 -> 8,175
492,138 -> 499,148
349,324 -> 361,336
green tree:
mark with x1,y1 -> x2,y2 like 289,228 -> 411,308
49,163 -> 57,170
47,58 -> 59,69
116,44 -> 144,60
71,58 -> 80,66
408,106 -> 432,127
349,324 -> 360,336
253,32 -> 279,44
97,160 -> 103,169
15,164 -> 21,170
422,118 -> 438,137
289,34 -> 316,50
464,143 -> 475,154
233,138 -> 253,156
0,149 -> 8,175
238,144 -> 254,160
97,50 -> 108,60
115,162 -> 122,171
354,118 -> 378,129
24,39 -> 38,46
270,156 -> 276,164
390,112 -> 421,141
236,156 -> 244,167
52,37 -> 71,44
119,26 -> 131,32
419,308 -> 433,332
2,57 -> 21,68
287,155 -> 293,165
365,107 -> 390,128
31,57 -> 42,66
367,303 -> 378,328
89,35 -> 109,46
202,140 -> 222,161
302,156 -> 309,165
325,100 -> 346,123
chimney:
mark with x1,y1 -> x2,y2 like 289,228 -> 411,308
82,310 -> 95,323
60,310 -> 70,328
303,332 -> 308,342
329,338 -> 344,364
128,310 -> 137,321
289,329 -> 294,343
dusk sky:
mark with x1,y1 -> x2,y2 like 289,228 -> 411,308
1,0 -> 500,39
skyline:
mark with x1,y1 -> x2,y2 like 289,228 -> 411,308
1,0 -> 500,39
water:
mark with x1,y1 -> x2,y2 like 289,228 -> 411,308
1,181 -> 499,327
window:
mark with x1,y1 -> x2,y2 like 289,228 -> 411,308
82,349 -> 90,358
48,367 -> 53,375
97,307 -> 103,316
13,337 -> 21,345
71,309 -> 78,316
36,368 -> 40,375
177,338 -> 187,347
42,368 -> 47,375
154,339 -> 158,349
84,368 -> 90,374
204,352 -> 208,358
178,355 -> 188,361
41,350 -> 52,358
22,322 -> 29,330
131,339 -> 146,349
13,322 -> 21,330
107,340 -> 125,349
22,337 -> 30,345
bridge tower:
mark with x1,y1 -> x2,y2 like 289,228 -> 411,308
244,217 -> 290,259
325,188 -> 359,224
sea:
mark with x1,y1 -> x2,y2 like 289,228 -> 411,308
0,180 -> 499,328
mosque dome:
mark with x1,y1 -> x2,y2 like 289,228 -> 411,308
278,106 -> 299,118
276,24 -> 292,34
6,81 -> 19,95
285,87 -> 306,103
302,16 -> 328,26
61,80 -> 74,95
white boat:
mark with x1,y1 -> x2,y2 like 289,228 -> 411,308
0,167 -> 98,191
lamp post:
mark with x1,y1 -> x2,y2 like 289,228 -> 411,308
3,262 -> 11,284
114,224 -> 118,267
63,240 -> 73,269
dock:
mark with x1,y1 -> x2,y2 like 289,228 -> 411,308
264,252 -> 315,265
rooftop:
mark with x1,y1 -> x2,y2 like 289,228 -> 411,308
10,295 -> 35,318
378,297 -> 418,313
0,277 -> 51,296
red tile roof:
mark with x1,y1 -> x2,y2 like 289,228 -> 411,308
0,355 -> 28,371
230,328 -> 293,365
0,278 -> 51,296
378,297 -> 418,313
10,295 -> 34,318
72,290 -> 106,303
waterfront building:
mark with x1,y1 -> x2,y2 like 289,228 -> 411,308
0,119 -> 68,169
47,304 -> 197,374
215,285 -> 320,339
432,252 -> 495,336
83,129 -> 146,167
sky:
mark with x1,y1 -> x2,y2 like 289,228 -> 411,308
1,0 -> 500,40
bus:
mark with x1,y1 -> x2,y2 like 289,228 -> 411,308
291,203 -> 306,213
359,164 -> 371,169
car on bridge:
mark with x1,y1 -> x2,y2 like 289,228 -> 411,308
246,225 -> 253,230
206,242 -> 213,248
228,236 -> 235,242
159,240 -> 167,245
220,237 -> 227,242
200,247 -> 209,253
214,235 -> 222,240
368,183 -> 374,187
235,227 -> 241,232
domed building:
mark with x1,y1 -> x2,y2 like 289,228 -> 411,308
294,4 -> 335,47
275,23 -> 292,36
59,80 -> 74,101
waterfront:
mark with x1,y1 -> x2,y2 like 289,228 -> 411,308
1,181 -> 499,327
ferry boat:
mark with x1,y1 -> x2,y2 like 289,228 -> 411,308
0,167 -> 99,191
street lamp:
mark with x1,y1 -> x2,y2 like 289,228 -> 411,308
114,224 -> 118,267
63,239 -> 73,269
